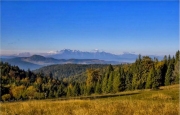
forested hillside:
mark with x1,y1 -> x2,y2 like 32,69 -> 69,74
33,64 -> 109,80
0,51 -> 179,101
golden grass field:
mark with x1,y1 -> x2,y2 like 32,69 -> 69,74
0,84 -> 179,115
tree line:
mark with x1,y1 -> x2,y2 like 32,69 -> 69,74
0,51 -> 179,101
33,64 -> 108,81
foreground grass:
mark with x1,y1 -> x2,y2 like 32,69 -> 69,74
1,84 -> 179,115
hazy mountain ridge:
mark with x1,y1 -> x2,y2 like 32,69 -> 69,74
0,54 -> 121,70
1,49 -> 163,61
47,49 -> 123,61
46,49 -> 163,62
0,57 -> 42,70
0,49 -> 163,70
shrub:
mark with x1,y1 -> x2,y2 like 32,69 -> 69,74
1,94 -> 11,101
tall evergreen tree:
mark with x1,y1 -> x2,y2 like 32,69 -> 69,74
113,71 -> 120,93
119,67 -> 126,91
164,55 -> 167,65
167,55 -> 171,65
165,61 -> 174,86
175,50 -> 179,63
108,64 -> 114,72
161,56 -> 168,86
146,71 -> 153,89
56,84 -> 64,97
173,62 -> 179,84
171,56 -> 175,67
79,83 -> 86,96
146,64 -> 158,89
95,81 -> 102,94
156,67 -> 162,87
132,56 -> 142,89
66,84 -> 73,97
102,73 -> 108,94
125,72 -> 133,90
107,72 -> 113,93
73,83 -> 80,96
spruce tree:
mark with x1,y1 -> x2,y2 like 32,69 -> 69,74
175,50 -> 179,63
132,56 -> 142,89
173,62 -> 179,84
113,72 -> 120,93
102,73 -> 108,94
161,56 -> 168,86
125,72 -> 133,90
164,55 -> 167,64
165,62 -> 174,86
152,72 -> 159,89
108,64 -> 114,72
119,67 -> 126,91
107,72 -> 113,93
66,84 -> 73,97
167,55 -> 171,65
172,56 -> 175,64
95,81 -> 102,94
156,67 -> 162,87
80,83 -> 85,96
56,84 -> 64,97
146,65 -> 157,89
73,83 -> 80,96
146,72 -> 152,89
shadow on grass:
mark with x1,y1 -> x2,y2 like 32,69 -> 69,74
87,92 -> 140,100
54,92 -> 140,101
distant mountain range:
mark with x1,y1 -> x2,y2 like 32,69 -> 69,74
0,49 -> 163,70
0,55 -> 121,70
1,57 -> 42,70
45,49 -> 138,62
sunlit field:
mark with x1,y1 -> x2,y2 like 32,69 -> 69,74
0,84 -> 179,115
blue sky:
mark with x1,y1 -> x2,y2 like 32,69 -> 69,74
1,1 -> 179,56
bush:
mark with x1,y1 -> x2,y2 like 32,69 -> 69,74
1,94 -> 11,101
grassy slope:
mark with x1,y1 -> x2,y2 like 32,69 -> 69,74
0,84 -> 179,115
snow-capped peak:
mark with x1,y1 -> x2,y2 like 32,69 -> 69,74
47,51 -> 59,54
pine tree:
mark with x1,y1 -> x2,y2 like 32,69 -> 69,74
56,84 -> 64,97
113,72 -> 120,93
164,55 -> 167,64
173,62 -> 179,84
125,72 -> 132,90
108,64 -> 114,72
66,84 -> 73,97
146,70 -> 152,89
102,73 -> 108,94
146,65 -> 157,89
165,62 -> 174,86
132,56 -> 143,89
95,81 -> 102,94
79,83 -> 85,96
73,83 -> 80,96
161,56 -> 168,86
48,90 -> 54,98
119,67 -> 126,91
107,72 -> 113,93
167,55 -> 171,65
175,50 -> 179,63
172,56 -> 175,64
86,84 -> 94,95
156,67 -> 162,87
152,73 -> 159,89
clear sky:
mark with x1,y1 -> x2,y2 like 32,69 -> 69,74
1,1 -> 179,56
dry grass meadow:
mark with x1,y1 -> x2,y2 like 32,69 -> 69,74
0,84 -> 179,115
